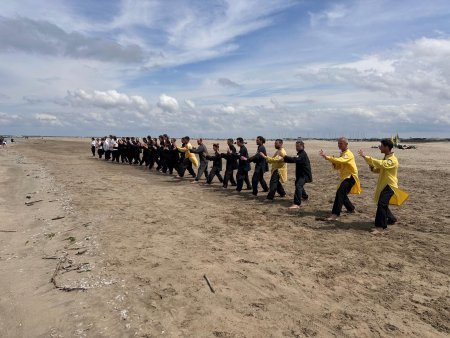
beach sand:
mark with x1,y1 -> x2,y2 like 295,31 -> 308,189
0,138 -> 449,337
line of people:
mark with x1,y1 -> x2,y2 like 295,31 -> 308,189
90,135 -> 409,235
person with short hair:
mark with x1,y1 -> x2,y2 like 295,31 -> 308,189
283,139 -> 312,209
98,138 -> 105,158
177,136 -> 198,178
206,143 -> 224,184
167,138 -> 180,175
90,137 -> 96,156
260,139 -> 287,201
249,136 -> 269,196
190,138 -> 209,183
234,137 -> 252,192
319,137 -> 361,221
111,136 -> 119,162
358,139 -> 409,234
221,138 -> 238,188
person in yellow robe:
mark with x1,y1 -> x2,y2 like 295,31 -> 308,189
358,138 -> 409,234
176,136 -> 198,178
260,139 -> 287,201
319,137 -> 361,220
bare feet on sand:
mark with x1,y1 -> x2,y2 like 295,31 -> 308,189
288,204 -> 300,209
371,227 -> 388,235
325,214 -> 339,221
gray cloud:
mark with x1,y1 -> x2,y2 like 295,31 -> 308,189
217,77 -> 241,88
23,95 -> 43,104
0,16 -> 145,63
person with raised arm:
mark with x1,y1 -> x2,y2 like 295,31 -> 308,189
358,139 -> 409,235
319,137 -> 361,221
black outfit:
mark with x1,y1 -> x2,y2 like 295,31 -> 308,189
156,143 -> 164,170
375,185 -> 397,229
206,152 -> 223,184
148,145 -> 157,169
331,176 -> 356,216
249,144 -> 269,196
140,144 -> 150,166
91,144 -> 96,157
126,141 -> 134,164
267,170 -> 286,200
133,142 -> 141,164
221,145 -> 238,188
235,145 -> 252,192
284,150 -> 312,205
167,144 -> 180,174
118,142 -> 127,163
191,144 -> 208,181
98,142 -> 104,158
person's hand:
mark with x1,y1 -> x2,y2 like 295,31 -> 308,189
240,156 -> 247,161
259,152 -> 266,158
358,149 -> 366,158
319,149 -> 326,158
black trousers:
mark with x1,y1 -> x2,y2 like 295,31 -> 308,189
195,161 -> 208,181
111,150 -> 119,162
251,166 -> 268,195
331,176 -> 356,216
207,167 -> 223,184
120,150 -> 128,163
293,176 -> 309,205
178,159 -> 196,177
91,146 -> 96,156
133,151 -> 140,164
223,167 -> 236,188
375,185 -> 397,228
167,160 -> 178,174
236,168 -> 251,191
126,150 -> 133,164
267,170 -> 286,200
105,150 -> 111,160
98,149 -> 104,159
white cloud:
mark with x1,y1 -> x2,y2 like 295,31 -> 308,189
35,113 -> 63,126
219,105 -> 236,114
64,89 -> 149,111
296,37 -> 450,107
184,99 -> 196,109
0,112 -> 21,125
309,4 -> 349,27
157,94 -> 179,113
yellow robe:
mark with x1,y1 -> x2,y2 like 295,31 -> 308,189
364,153 -> 409,205
177,142 -> 199,167
266,148 -> 288,183
325,149 -> 362,194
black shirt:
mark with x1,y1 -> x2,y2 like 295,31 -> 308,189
284,150 -> 312,182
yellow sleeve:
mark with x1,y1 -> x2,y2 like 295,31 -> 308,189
177,146 -> 187,153
266,149 -> 285,163
266,156 -> 284,164
325,155 -> 352,164
364,156 -> 396,169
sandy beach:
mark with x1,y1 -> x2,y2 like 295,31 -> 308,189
0,138 -> 449,337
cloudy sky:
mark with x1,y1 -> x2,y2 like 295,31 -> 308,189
0,0 -> 449,138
